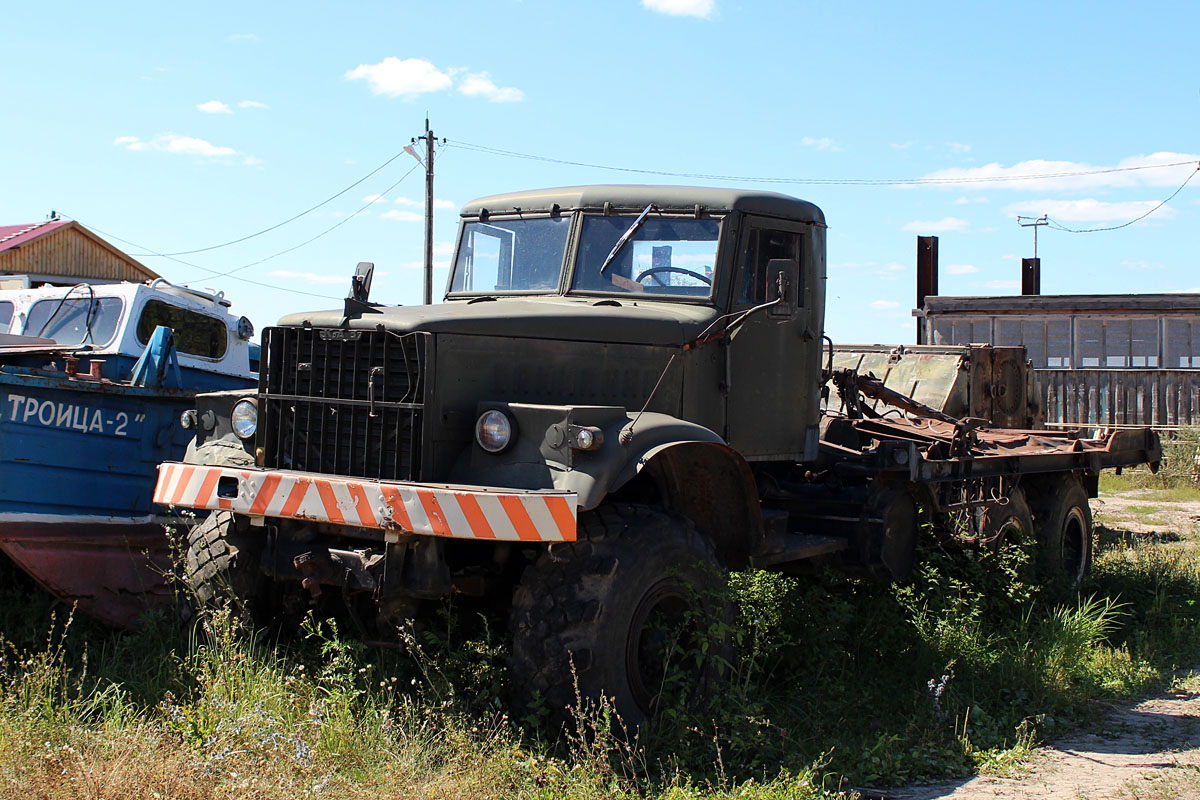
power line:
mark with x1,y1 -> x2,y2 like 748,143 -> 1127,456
445,139 -> 1197,187
209,161 -> 423,279
66,217 -> 343,301
1045,164 -> 1200,233
61,152 -> 428,298
128,147 -> 411,257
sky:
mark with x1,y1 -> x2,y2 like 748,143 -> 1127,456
2,1 -> 1197,345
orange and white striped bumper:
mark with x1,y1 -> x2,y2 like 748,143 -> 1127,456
154,462 -> 577,543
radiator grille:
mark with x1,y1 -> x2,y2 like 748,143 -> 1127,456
259,327 -> 427,481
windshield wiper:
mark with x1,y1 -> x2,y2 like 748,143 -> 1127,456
598,204 -> 655,275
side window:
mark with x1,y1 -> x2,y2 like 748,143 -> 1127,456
737,228 -> 801,306
0,301 -> 13,333
136,299 -> 228,359
25,296 -> 123,346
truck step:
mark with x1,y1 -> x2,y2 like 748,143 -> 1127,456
749,533 -> 849,569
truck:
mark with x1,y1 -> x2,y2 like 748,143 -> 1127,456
154,185 -> 1160,726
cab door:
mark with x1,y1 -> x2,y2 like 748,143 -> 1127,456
724,215 -> 825,460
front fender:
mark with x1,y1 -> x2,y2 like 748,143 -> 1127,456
452,403 -> 732,509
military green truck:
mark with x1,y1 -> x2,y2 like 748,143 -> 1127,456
155,185 -> 1160,725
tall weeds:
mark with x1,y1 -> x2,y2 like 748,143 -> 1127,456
1,472 -> 1199,797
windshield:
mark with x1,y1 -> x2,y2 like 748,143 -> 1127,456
449,217 -> 571,294
24,296 -> 123,347
572,215 -> 720,298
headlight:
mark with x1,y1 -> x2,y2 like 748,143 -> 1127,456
231,398 -> 258,440
475,409 -> 514,453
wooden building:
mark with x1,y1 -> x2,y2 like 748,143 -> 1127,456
0,218 -> 159,286
916,292 -> 1200,429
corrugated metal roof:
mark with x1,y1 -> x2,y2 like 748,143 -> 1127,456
0,219 -> 72,251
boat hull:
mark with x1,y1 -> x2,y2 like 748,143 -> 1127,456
0,517 -> 175,628
0,368 -> 242,627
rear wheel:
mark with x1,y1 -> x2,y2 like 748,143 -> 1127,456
979,485 -> 1035,548
508,503 -> 732,732
1030,476 -> 1093,586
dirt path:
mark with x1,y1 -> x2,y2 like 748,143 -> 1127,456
880,487 -> 1200,800
881,676 -> 1200,799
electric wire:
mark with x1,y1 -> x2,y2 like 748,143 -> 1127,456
209,161 -> 423,278
65,219 -> 344,301
58,150 -> 428,300
1045,163 -> 1200,233
446,140 -> 1197,187
128,147 -> 411,257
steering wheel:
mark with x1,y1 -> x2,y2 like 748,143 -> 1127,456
633,266 -> 712,287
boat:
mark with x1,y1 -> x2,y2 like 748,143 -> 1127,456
0,278 -> 257,627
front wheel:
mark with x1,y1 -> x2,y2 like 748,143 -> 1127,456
184,509 -> 265,619
508,503 -> 732,732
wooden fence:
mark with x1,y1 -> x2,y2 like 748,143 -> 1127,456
1038,369 -> 1200,429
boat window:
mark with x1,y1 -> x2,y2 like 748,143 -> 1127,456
25,296 -> 123,347
136,299 -> 228,359
0,301 -> 13,333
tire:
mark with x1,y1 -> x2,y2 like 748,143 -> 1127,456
1029,475 -> 1093,587
184,509 -> 265,617
508,503 -> 733,733
979,486 -> 1035,549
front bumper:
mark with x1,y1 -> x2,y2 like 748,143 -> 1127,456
154,462 -> 577,543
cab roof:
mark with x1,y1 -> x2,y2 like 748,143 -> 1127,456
460,185 -> 826,225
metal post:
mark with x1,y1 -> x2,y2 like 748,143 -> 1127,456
916,235 -> 938,344
421,119 -> 435,305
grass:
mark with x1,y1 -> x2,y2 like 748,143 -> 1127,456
1,458 -> 1199,797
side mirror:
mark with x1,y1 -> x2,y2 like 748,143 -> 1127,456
350,261 -> 375,303
765,258 -> 799,320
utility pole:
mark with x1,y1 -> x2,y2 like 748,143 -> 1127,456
1017,214 -> 1048,259
408,119 -> 444,305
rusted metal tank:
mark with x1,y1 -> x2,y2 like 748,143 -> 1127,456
830,343 -> 1042,429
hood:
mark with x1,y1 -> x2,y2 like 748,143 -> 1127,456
276,296 -> 722,347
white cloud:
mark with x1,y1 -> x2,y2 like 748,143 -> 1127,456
363,194 -> 385,203
890,141 -> 917,151
1004,198 -> 1176,223
903,217 -> 970,233
642,0 -> 714,17
399,258 -> 452,270
954,196 -> 989,205
1120,259 -> 1160,270
920,151 -> 1199,192
984,280 -> 1020,290
458,72 -> 524,103
197,100 -> 232,114
346,57 -> 453,98
267,270 -> 345,285
113,136 -> 148,151
380,210 -> 424,223
434,242 -> 455,256
946,264 -> 979,275
947,142 -> 971,154
870,300 -> 899,310
238,100 -> 267,109
114,133 -> 241,159
800,136 -> 840,152
395,196 -> 456,209
156,134 -> 237,157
